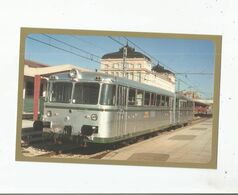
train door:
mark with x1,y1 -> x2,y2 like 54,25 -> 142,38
116,85 -> 127,137
170,97 -> 174,124
179,100 -> 185,123
176,98 -> 180,124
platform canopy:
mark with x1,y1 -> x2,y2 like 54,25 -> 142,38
24,64 -> 91,77
193,99 -> 213,105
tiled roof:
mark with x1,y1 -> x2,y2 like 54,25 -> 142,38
152,64 -> 174,75
102,45 -> 151,61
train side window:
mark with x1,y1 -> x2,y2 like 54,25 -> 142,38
182,101 -> 185,108
183,101 -> 187,108
100,84 -> 116,106
161,96 -> 165,106
151,93 -> 156,106
144,92 -> 150,106
184,101 -> 187,108
176,98 -> 179,108
156,94 -> 161,106
165,96 -> 169,107
179,100 -> 182,108
136,89 -> 143,106
169,97 -> 173,108
128,88 -> 136,106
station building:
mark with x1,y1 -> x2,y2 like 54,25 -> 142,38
100,45 -> 176,92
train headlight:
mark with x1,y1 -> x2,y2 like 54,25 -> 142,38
49,75 -> 59,80
69,69 -> 78,78
91,114 -> 98,121
46,110 -> 52,117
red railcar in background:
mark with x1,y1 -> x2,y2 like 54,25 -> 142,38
193,100 -> 212,117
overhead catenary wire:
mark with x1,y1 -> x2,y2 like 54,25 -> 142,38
42,34 -> 125,70
71,35 -> 108,53
28,35 -> 118,71
119,36 -> 212,97
28,35 -> 172,86
123,36 -> 177,73
108,36 -> 124,46
27,34 -> 211,98
27,35 -> 146,81
42,34 -> 101,60
27,36 -> 99,63
56,35 -> 169,83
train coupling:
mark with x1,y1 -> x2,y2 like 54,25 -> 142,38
33,120 -> 51,131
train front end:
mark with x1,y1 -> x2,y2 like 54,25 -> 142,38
40,69 -> 105,144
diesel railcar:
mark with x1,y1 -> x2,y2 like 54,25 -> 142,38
36,69 -> 194,144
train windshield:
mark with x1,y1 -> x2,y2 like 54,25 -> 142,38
50,82 -> 73,103
73,82 -> 100,105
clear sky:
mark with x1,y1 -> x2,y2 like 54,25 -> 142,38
25,33 -> 215,99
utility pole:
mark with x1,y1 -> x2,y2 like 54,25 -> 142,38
122,46 -> 127,77
177,78 -> 180,92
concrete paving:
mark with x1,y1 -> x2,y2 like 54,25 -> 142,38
102,118 -> 212,164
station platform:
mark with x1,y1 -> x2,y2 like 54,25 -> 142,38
22,119 -> 34,129
102,118 -> 212,164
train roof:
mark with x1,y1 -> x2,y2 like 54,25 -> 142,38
51,70 -> 175,97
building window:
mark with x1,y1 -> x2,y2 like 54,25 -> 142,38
134,72 -> 141,82
129,72 -> 133,80
103,64 -> 108,69
134,72 -> 139,81
138,72 -> 141,82
113,63 -> 118,69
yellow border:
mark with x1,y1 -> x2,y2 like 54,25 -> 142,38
16,27 -> 222,169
